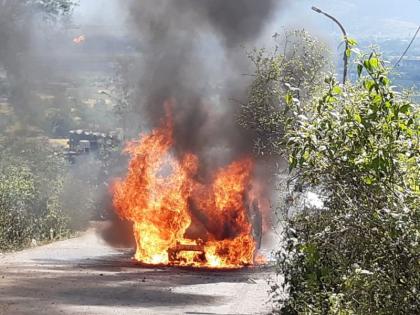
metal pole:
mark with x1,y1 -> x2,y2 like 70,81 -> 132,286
312,6 -> 349,84
394,25 -> 420,68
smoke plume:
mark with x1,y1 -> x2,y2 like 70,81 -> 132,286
100,0 -> 284,248
126,0 -> 282,177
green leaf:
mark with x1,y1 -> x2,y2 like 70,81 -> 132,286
363,80 -> 375,91
346,48 -> 351,58
354,113 -> 362,123
399,104 -> 412,114
285,92 -> 293,105
289,156 -> 297,172
379,76 -> 390,86
364,60 -> 372,72
332,86 -> 342,95
369,57 -> 380,70
357,64 -> 363,77
363,176 -> 374,185
347,38 -> 358,47
326,96 -> 337,104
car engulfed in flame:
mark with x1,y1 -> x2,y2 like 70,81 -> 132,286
112,100 -> 264,269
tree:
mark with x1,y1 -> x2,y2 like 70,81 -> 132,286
273,51 -> 419,314
0,137 -> 71,250
0,0 -> 76,62
106,57 -> 140,138
0,0 -> 77,128
239,30 -> 330,158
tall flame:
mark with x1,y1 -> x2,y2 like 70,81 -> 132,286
73,35 -> 86,45
112,100 -> 259,268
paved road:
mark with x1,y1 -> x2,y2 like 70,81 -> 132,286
0,227 -> 274,315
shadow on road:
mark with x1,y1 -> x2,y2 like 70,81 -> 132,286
0,250 -> 272,315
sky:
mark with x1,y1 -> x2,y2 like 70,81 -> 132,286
71,0 -> 420,41
283,0 -> 420,39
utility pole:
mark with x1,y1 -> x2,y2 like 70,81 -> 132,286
312,6 -> 349,84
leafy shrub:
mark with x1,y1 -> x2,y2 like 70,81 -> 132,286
0,166 -> 36,249
273,52 -> 419,314
239,30 -> 330,157
0,137 -> 71,250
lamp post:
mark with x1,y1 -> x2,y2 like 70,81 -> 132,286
312,6 -> 349,84
394,25 -> 420,68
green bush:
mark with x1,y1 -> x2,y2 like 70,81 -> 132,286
0,166 -> 36,249
239,30 -> 330,157
274,52 -> 419,314
0,137 -> 71,250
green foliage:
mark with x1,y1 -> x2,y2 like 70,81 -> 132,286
0,166 -> 36,249
274,51 -> 420,314
239,30 -> 331,157
0,0 -> 76,32
344,37 -> 359,60
107,58 -> 139,136
0,137 -> 71,251
31,0 -> 77,16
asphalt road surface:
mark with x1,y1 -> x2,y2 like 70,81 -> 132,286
0,226 -> 274,315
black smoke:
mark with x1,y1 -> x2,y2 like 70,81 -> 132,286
126,0 -> 282,177
101,0 -> 285,248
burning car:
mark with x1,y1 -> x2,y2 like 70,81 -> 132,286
112,101 -> 266,269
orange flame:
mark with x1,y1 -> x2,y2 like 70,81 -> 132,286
112,100 -> 261,268
73,35 -> 86,45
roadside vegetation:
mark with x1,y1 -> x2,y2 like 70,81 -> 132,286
0,137 -> 71,250
243,31 -> 419,314
0,0 -> 127,252
0,0 -> 99,251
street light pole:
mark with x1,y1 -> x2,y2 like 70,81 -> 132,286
312,6 -> 349,84
394,25 -> 420,68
